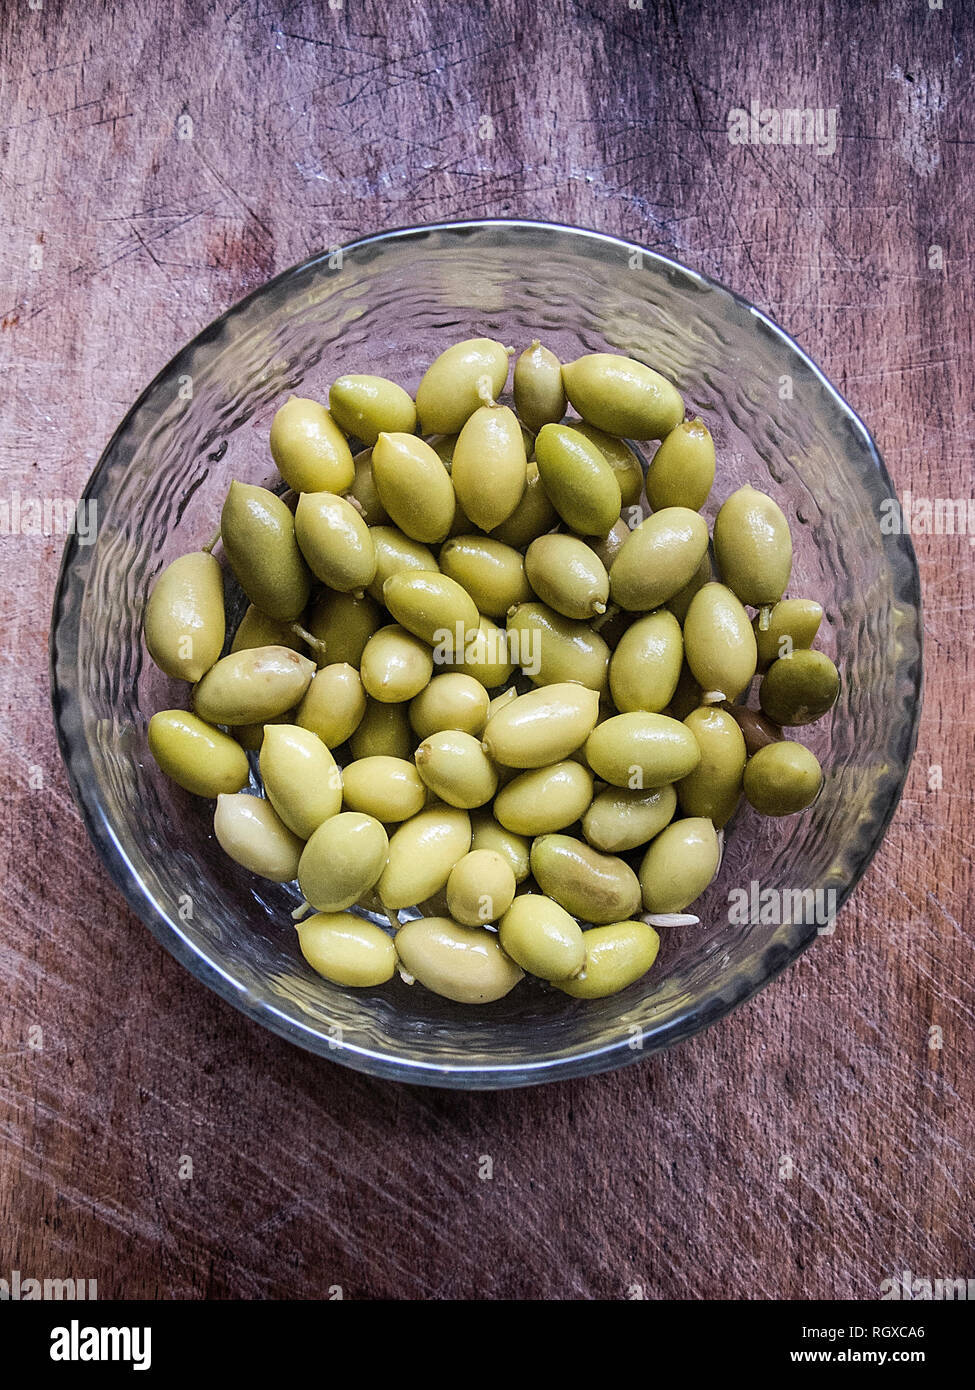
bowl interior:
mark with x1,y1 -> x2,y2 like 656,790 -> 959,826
51,221 -> 921,1086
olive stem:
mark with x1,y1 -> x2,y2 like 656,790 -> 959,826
701,688 -> 726,705
200,525 -> 222,555
757,604 -> 773,631
291,900 -> 314,923
396,964 -> 416,986
290,622 -> 326,657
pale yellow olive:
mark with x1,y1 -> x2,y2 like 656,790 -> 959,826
513,341 -> 566,433
554,921 -> 660,998
586,518 -> 632,570
328,374 -> 416,445
395,917 -> 523,1003
295,662 -> 366,746
377,806 -> 472,909
582,783 -> 677,853
231,605 -> 305,655
645,417 -> 715,512
269,396 -> 355,494
366,525 -> 439,603
494,761 -> 594,836
341,755 -> 427,823
584,712 -> 701,789
677,707 -> 746,828
530,834 -> 642,925
383,570 -> 479,648
639,816 -> 720,914
482,682 -> 600,768
415,338 -> 511,434
534,423 -> 622,537
451,404 -> 527,532
220,480 -> 311,621
759,649 -> 840,726
489,461 -> 558,548
346,447 -> 390,525
349,698 -> 414,760
713,485 -> 793,610
414,730 -> 498,809
506,601 -> 610,694
214,793 -> 304,881
445,614 -> 515,689
609,507 -> 709,611
561,352 -> 684,440
144,551 -> 225,682
409,673 -> 490,740
296,913 -> 397,987
469,812 -> 531,883
306,587 -> 384,667
724,703 -> 783,756
298,812 -> 389,912
439,535 -> 533,619
148,710 -> 249,797
294,491 -> 377,593
260,723 -> 343,839
754,597 -> 824,671
371,432 -> 456,543
683,582 -> 758,703
446,849 -> 517,926
568,422 -> 645,508
609,610 -> 683,713
193,646 -> 315,725
743,740 -> 823,816
499,894 -> 585,981
360,624 -> 434,703
525,534 -> 610,619
665,548 -> 712,626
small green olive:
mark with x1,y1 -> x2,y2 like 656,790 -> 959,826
682,583 -> 758,703
499,894 -> 585,981
534,423 -> 622,537
328,374 -> 416,445
743,740 -> 823,816
231,605 -> 305,655
269,396 -> 355,494
446,850 -> 517,926
305,587 -> 383,667
561,352 -> 684,440
415,338 -> 511,434
193,646 -> 316,725
377,806 -> 472,910
260,723 -> 343,839
506,601 -> 610,694
554,921 -> 660,998
451,404 -> 527,532
489,461 -> 558,548
569,422 -> 645,508
233,712 -> 293,752
371,432 -> 456,543
513,341 -> 566,432
144,551 -> 225,682
665,548 -> 712,626
349,698 -> 414,760
409,673 -> 490,740
753,597 -> 824,671
366,525 -> 439,603
645,417 -> 715,512
494,761 -> 594,835
148,710 -> 250,797
220,480 -> 311,621
639,816 -> 720,913
530,834 -> 642,925
298,812 -> 389,912
294,491 -> 377,593
395,916 -> 523,1003
582,783 -> 677,853
360,624 -> 434,703
525,534 -> 610,619
667,662 -> 704,721
439,534 -> 533,619
677,707 -> 746,827
609,609 -> 683,713
584,712 -> 701,789
609,507 -> 710,612
586,518 -> 632,570
482,682 -> 600,768
295,662 -> 366,746
214,793 -> 304,881
444,614 -> 515,689
341,755 -> 427,823
759,649 -> 840,726
713,485 -> 793,610
296,913 -> 397,987
469,812 -> 531,883
414,730 -> 498,809
346,447 -> 390,526
383,570 -> 479,648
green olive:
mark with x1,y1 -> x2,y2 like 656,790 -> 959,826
377,806 -> 472,909
294,491 -> 377,593
305,587 -> 383,667
582,783 -> 677,853
451,404 -> 527,532
754,598 -> 825,671
645,417 -> 715,512
231,605 -> 305,655
414,730 -> 498,809
214,793 -> 304,881
445,614 -> 515,689
144,551 -> 225,682
713,485 -> 793,611
525,534 -> 610,619
724,703 -> 783,756
483,682 -> 600,768
395,916 -> 523,1003
349,697 -> 413,760
220,481 -> 311,621
148,710 -> 250,797
193,646 -> 316,725
341,755 -> 427,823
446,850 -> 517,927
371,432 -> 457,543
427,433 -> 457,468
609,609 -> 683,713
298,812 -> 389,912
639,816 -> 720,913
665,548 -> 712,626
667,662 -> 703,721
295,662 -> 366,746
534,423 -> 622,537
683,583 -> 758,703
366,525 -> 439,603
328,374 -> 416,445
489,461 -> 558,547
569,422 -> 644,508
499,894 -> 585,981
269,396 -> 355,494
585,712 -> 701,789
494,761 -> 594,835
409,673 -> 490,740
233,711 -> 293,752
677,707 -> 746,827
759,649 -> 839,726
296,913 -> 397,987
439,534 -> 533,619
360,624 -> 434,703
609,507 -> 710,611
554,921 -> 660,998
260,723 -> 343,838
383,570 -> 479,648
586,518 -> 632,570
469,812 -> 530,883
530,834 -> 642,925
743,740 -> 823,816
513,341 -> 566,432
591,605 -> 636,650
506,601 -> 610,694
561,352 -> 684,440
346,447 -> 390,526
415,338 -> 511,434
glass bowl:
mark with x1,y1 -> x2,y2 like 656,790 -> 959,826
49,219 -> 922,1088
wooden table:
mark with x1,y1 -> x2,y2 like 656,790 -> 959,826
2,0 -> 971,1300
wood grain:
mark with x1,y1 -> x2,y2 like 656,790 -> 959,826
1,0 -> 972,1299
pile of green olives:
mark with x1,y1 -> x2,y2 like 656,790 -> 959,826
144,338 -> 838,1006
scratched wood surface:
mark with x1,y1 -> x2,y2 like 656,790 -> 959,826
1,0 -> 972,1301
